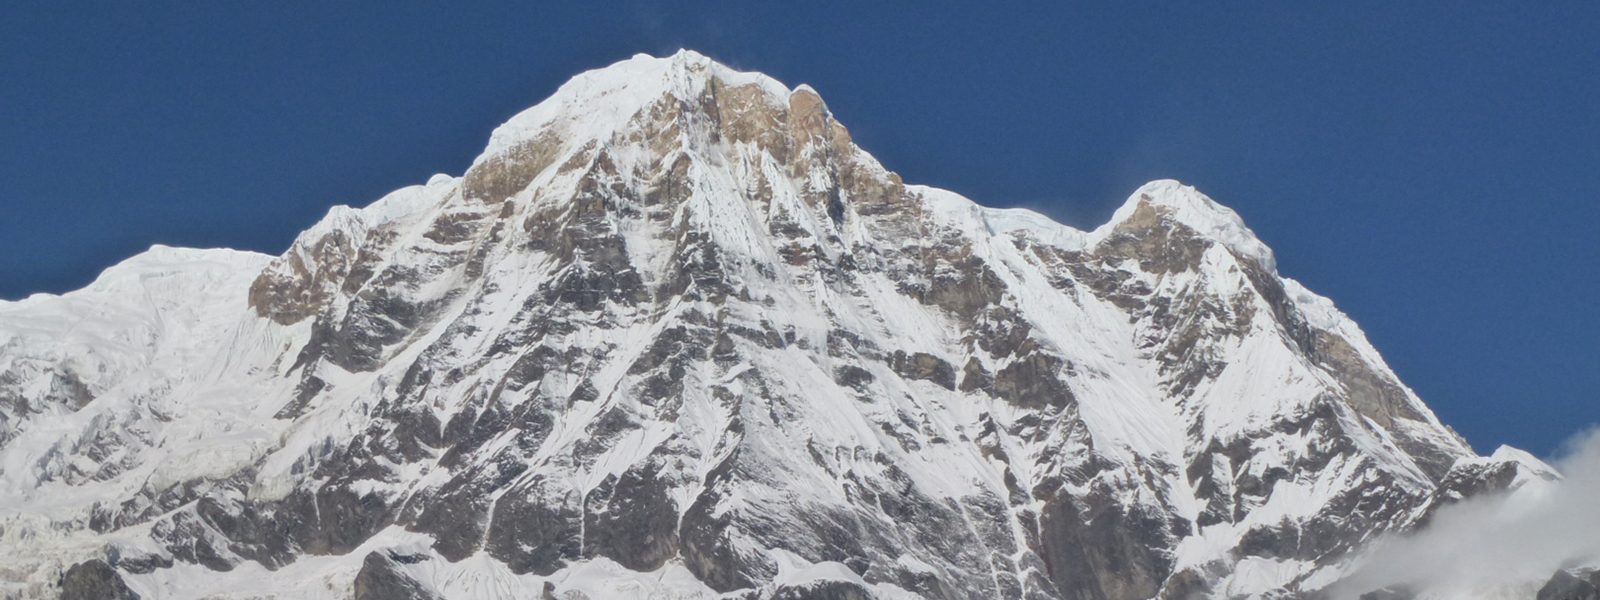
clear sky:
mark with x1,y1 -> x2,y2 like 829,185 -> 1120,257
2,2 -> 1595,456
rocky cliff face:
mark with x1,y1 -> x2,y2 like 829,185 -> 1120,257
0,51 -> 1547,600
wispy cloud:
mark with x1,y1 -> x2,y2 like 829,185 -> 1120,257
1333,427 -> 1600,598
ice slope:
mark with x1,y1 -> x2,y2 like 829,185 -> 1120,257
0,50 -> 1543,600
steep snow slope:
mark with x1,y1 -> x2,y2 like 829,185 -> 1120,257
0,51 -> 1547,600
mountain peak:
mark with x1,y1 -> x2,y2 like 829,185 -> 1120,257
473,50 -> 796,166
1096,178 -> 1277,272
2,50 -> 1532,600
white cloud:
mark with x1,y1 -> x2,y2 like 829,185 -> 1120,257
1332,428 -> 1600,599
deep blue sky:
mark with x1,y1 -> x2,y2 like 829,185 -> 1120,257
2,2 -> 1595,456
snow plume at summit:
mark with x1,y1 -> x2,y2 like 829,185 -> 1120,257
1334,427 -> 1600,598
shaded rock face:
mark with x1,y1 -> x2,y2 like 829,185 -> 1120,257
1038,491 -> 1176,600
58,560 -> 138,600
1357,587 -> 1414,600
769,579 -> 877,600
1,51 -> 1500,600
353,551 -> 443,600
582,461 -> 682,571
1538,570 -> 1600,600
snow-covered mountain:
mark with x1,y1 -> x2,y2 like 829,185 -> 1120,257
0,50 -> 1559,600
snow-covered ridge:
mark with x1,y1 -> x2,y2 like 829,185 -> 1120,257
0,246 -> 271,379
967,179 -> 1276,270
1,246 -> 268,307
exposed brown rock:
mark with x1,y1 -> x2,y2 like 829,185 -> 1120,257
462,130 -> 565,203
